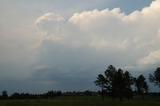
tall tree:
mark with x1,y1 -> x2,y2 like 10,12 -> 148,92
135,74 -> 148,98
123,71 -> 134,99
114,69 -> 134,100
94,74 -> 107,99
95,65 -> 134,100
104,65 -> 117,101
115,69 -> 125,100
149,67 -> 160,88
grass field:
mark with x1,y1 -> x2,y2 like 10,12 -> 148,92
0,96 -> 160,106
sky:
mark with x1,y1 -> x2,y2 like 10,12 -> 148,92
0,0 -> 160,94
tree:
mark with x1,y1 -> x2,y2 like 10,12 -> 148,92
149,67 -> 160,88
115,69 -> 124,100
95,65 -> 134,101
135,74 -> 148,98
2,90 -> 8,99
94,74 -> 107,99
104,65 -> 117,101
113,69 -> 134,100
123,71 -> 134,100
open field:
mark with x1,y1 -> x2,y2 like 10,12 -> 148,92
0,96 -> 160,106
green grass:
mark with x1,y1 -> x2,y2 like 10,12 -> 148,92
0,96 -> 160,106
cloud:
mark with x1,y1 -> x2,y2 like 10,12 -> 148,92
35,0 -> 160,72
1,0 -> 160,93
35,12 -> 65,31
35,12 -> 65,41
138,49 -> 160,65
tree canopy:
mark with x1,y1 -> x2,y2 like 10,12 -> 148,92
135,74 -> 148,98
149,67 -> 160,88
94,65 -> 135,100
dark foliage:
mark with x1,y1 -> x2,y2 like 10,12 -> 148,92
0,90 -> 98,100
135,74 -> 148,98
1,90 -> 8,99
94,65 -> 149,100
149,67 -> 160,88
0,90 -> 62,100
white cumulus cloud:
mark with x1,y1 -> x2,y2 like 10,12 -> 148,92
35,0 -> 160,72
138,49 -> 160,65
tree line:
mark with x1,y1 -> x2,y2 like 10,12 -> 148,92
0,90 -> 62,100
94,65 -> 160,100
0,90 -> 98,100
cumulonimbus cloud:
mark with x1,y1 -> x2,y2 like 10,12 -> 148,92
35,0 -> 160,73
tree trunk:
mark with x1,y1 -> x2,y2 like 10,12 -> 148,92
101,84 -> 104,100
